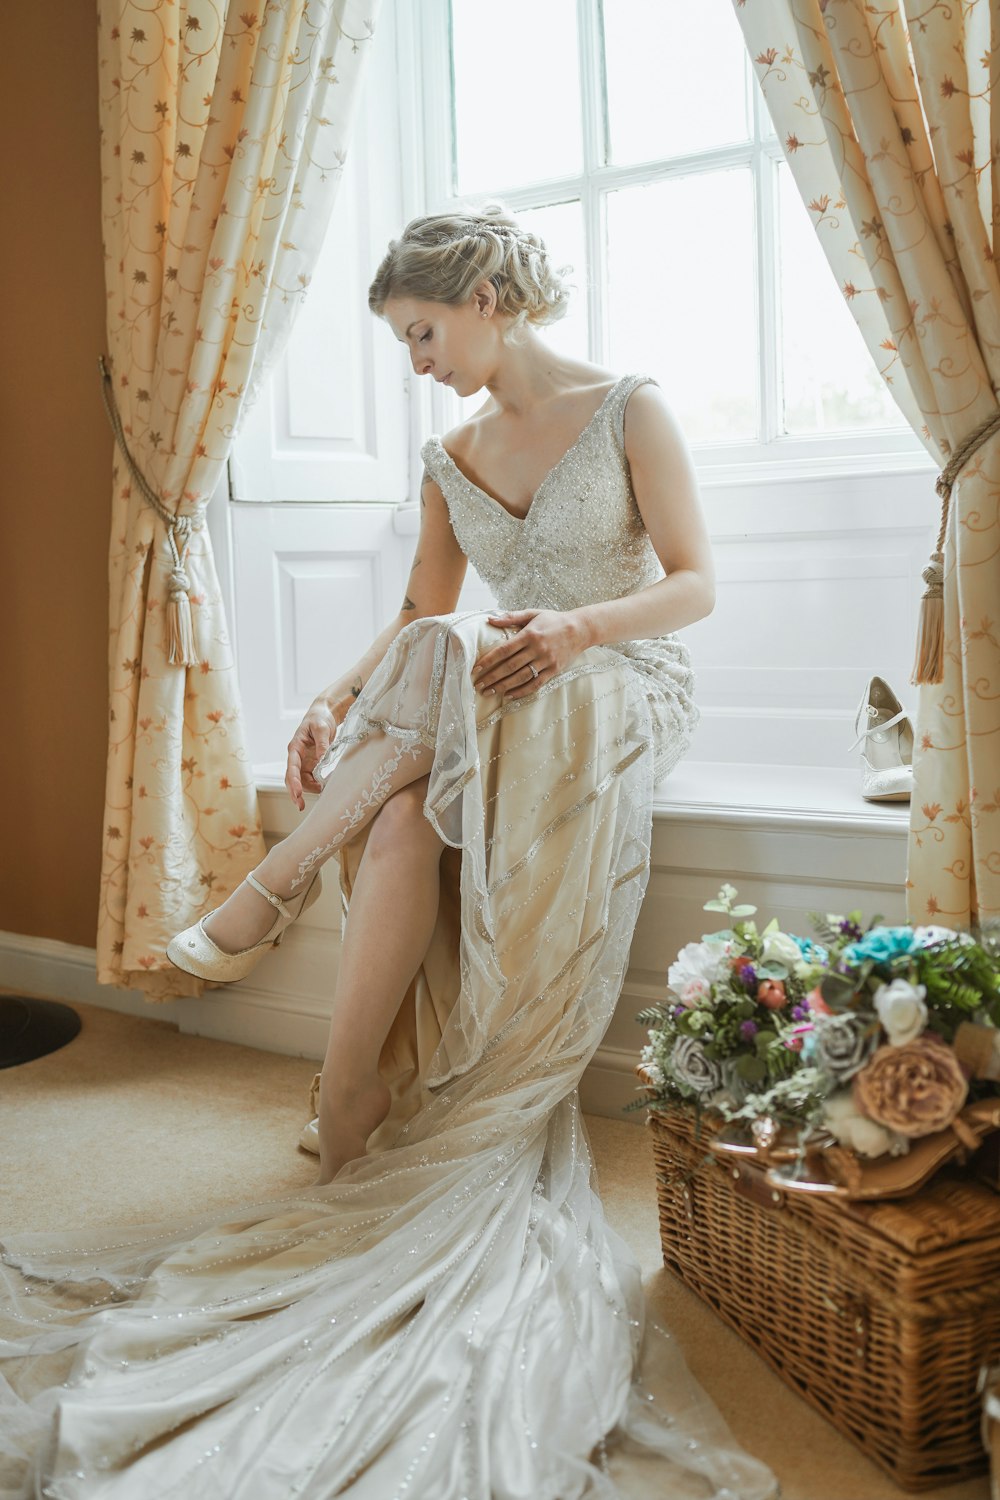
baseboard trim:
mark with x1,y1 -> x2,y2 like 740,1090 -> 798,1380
0,931 -> 646,1126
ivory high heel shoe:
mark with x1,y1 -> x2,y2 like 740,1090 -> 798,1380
848,675 -> 915,802
166,868 -> 323,982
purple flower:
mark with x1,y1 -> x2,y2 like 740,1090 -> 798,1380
839,919 -> 864,940
740,1020 -> 759,1040
791,1004 -> 808,1021
673,1005 -> 686,1018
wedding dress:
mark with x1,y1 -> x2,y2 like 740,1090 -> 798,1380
0,374 -> 778,1500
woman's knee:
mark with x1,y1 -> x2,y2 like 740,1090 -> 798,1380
367,777 -> 441,857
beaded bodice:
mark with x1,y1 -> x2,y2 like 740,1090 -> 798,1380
420,373 -> 665,613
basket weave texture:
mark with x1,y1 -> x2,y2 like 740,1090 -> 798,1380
648,1104 -> 1000,1492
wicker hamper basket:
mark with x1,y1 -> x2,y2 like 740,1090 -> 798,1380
648,1104 -> 1000,1491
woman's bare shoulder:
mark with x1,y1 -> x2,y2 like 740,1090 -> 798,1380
440,398 -> 494,463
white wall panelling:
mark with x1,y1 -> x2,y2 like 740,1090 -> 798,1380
229,0 -> 408,507
230,503 -> 411,769
681,464 -> 939,767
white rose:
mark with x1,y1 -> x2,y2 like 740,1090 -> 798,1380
912,924 -> 975,949
822,1092 -> 909,1159
761,931 -> 803,968
874,978 -> 928,1047
668,940 -> 729,997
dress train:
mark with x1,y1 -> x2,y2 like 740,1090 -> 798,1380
0,613 -> 777,1500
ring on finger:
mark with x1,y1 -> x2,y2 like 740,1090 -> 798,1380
528,662 -> 539,679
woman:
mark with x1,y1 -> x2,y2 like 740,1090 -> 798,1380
0,206 -> 777,1500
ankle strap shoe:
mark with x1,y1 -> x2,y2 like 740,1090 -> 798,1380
166,868 -> 323,983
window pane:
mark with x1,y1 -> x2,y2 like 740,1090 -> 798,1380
778,166 -> 905,434
603,0 -> 750,165
606,171 -> 758,444
451,0 -> 582,193
455,201 -> 589,424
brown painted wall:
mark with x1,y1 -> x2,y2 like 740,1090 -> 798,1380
0,9 -> 111,947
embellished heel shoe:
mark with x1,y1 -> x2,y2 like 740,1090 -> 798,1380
848,675 -> 915,802
166,868 -> 323,982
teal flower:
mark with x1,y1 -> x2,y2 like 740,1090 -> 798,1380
791,935 -> 828,964
842,926 -> 916,966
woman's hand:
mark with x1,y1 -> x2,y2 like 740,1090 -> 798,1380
285,693 -> 353,810
472,609 -> 592,700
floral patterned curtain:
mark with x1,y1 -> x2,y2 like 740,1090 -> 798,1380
732,0 -> 1000,930
96,0 -> 381,999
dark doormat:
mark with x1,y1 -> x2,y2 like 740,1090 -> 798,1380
0,996 -> 82,1068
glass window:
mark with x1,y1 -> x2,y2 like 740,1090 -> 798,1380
435,0 -> 914,462
451,0 -> 583,194
777,165 -> 903,435
603,0 -> 750,165
607,170 -> 757,444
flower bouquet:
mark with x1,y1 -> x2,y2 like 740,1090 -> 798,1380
631,883 -> 1000,1194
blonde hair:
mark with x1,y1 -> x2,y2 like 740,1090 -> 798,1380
368,201 -> 573,346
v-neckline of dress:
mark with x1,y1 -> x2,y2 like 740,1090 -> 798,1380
430,374 -> 629,524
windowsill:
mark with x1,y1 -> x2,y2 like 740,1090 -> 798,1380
254,760 -> 911,836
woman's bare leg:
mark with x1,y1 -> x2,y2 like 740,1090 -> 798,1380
314,776 -> 446,1184
202,734 -> 434,953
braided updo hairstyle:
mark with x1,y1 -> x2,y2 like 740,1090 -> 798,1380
368,202 -> 574,347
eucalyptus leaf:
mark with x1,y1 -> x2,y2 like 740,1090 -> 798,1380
731,904 -> 757,917
757,961 -> 789,979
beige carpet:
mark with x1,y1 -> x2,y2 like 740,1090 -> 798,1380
0,999 -> 990,1500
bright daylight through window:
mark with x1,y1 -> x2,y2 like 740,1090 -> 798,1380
446,0 -> 911,460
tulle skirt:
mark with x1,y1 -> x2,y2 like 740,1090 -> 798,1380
0,613 -> 777,1500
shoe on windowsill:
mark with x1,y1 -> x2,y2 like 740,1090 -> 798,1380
848,675 -> 914,802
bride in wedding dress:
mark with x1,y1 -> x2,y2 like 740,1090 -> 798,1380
0,206 -> 778,1499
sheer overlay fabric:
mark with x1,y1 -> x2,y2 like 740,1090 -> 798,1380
0,377 -> 778,1500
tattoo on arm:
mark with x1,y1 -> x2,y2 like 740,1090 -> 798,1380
420,466 -> 433,510
409,552 -> 422,572
401,595 -> 417,612
350,675 -> 363,699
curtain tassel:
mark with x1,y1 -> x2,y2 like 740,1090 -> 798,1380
910,547 -> 945,686
911,407 -> 1000,687
166,516 -> 197,667
97,353 -> 205,669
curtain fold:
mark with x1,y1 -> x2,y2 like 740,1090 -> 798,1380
732,0 -> 1000,928
96,0 -> 381,998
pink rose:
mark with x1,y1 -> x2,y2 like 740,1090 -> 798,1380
806,986 -> 832,1017
852,1034 -> 968,1139
757,979 -> 787,1011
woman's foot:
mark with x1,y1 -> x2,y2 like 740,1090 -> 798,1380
312,1073 -> 392,1186
202,853 -> 312,954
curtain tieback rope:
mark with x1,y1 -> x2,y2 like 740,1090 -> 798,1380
97,354 -> 206,667
913,406 -> 1000,687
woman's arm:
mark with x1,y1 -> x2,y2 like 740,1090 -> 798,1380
285,468 -> 468,807
573,381 -> 715,648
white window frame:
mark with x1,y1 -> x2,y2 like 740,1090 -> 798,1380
414,0 -> 934,490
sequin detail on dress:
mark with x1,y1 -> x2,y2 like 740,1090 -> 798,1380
421,373 -> 699,782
